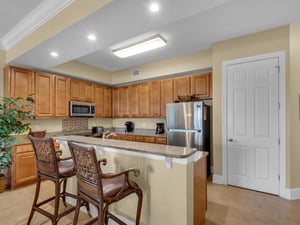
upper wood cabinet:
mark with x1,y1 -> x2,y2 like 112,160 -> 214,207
4,66 -> 34,99
35,72 -> 54,117
70,79 -> 95,102
161,78 -> 174,117
70,79 -> 83,101
103,86 -> 112,117
149,81 -> 161,117
95,84 -> 112,118
119,86 -> 130,118
54,76 -> 70,118
83,81 -> 95,102
191,72 -> 212,99
112,88 -> 120,118
138,82 -> 150,117
173,76 -> 191,100
129,84 -> 139,117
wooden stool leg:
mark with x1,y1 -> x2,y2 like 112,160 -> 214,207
27,176 -> 42,225
135,189 -> 143,225
62,178 -> 67,207
52,180 -> 61,225
73,197 -> 81,225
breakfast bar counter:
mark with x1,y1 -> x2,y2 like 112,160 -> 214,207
54,135 -> 208,225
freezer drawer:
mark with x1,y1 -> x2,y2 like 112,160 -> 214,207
167,130 -> 203,150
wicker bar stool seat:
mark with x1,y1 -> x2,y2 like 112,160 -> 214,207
68,142 -> 143,225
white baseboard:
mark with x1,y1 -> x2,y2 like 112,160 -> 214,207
211,176 -> 300,200
280,187 -> 300,200
212,174 -> 227,185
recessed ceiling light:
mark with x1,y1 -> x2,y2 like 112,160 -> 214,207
50,51 -> 58,57
87,34 -> 96,41
113,34 -> 167,58
150,3 -> 159,12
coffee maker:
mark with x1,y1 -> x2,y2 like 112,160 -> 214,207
155,123 -> 165,134
125,121 -> 134,133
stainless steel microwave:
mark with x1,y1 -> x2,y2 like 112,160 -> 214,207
70,101 -> 95,117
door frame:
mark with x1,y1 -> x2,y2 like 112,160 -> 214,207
221,51 -> 287,198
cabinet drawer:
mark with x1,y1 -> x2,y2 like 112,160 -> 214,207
15,144 -> 33,154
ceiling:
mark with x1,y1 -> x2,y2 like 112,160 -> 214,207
1,0 -> 300,73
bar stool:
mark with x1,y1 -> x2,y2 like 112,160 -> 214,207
68,142 -> 143,225
27,136 -> 82,225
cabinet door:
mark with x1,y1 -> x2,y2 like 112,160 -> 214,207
149,81 -> 161,117
4,66 -> 34,101
138,82 -> 150,117
191,72 -> 212,99
173,76 -> 191,99
119,86 -> 130,117
156,137 -> 167,144
129,84 -> 139,117
161,79 -> 174,117
70,79 -> 83,101
13,145 -> 37,189
35,72 -> 54,117
112,88 -> 120,118
103,87 -> 112,117
55,76 -> 70,117
95,84 -> 104,117
83,81 -> 95,102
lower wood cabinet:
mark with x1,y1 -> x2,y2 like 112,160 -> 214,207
12,144 -> 37,189
108,134 -> 166,144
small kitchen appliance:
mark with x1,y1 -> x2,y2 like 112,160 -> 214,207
125,121 -> 134,133
155,123 -> 165,134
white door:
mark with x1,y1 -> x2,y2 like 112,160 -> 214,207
226,57 -> 279,194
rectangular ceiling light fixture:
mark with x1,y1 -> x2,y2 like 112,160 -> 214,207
113,34 -> 167,58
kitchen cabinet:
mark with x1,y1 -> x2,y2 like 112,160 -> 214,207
112,88 -> 120,118
173,76 -> 191,100
54,75 -> 70,117
129,84 -> 139,117
160,78 -> 174,117
70,79 -> 83,101
119,86 -> 130,117
191,72 -> 212,99
4,66 -> 34,105
138,82 -> 150,117
70,79 -> 95,102
156,137 -> 167,144
95,84 -> 112,118
12,144 -> 37,189
149,81 -> 161,117
35,72 -> 54,117
83,81 -> 95,102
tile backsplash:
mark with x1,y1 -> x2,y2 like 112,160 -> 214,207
62,117 -> 88,131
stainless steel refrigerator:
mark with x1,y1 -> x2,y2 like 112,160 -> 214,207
166,101 -> 210,172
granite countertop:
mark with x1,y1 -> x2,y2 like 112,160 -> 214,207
14,128 -> 166,145
54,135 -> 198,159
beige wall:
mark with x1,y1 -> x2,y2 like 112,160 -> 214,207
288,25 -> 300,187
212,25 -> 292,185
112,49 -> 212,85
52,60 -> 112,84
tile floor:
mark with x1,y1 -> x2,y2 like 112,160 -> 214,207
1,180 -> 300,224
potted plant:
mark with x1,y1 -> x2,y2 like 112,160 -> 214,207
0,95 -> 35,192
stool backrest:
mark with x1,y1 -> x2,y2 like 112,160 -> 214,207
29,136 -> 59,178
68,142 -> 103,200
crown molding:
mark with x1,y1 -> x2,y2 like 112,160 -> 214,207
0,0 -> 74,50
